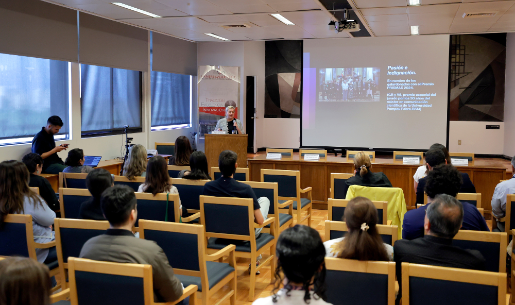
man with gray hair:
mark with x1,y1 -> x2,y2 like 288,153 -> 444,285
491,155 -> 515,232
215,105 -> 244,134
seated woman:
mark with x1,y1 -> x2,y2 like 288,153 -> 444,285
169,136 -> 192,166
253,225 -> 328,305
21,153 -> 59,212
63,148 -> 93,173
341,151 -> 392,197
122,144 -> 147,180
79,168 -> 113,220
324,197 -> 393,261
413,143 -> 450,192
0,161 -> 56,263
180,151 -> 211,180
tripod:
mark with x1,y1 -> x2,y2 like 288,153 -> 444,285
119,125 -> 133,175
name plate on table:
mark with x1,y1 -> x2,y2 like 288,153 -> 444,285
304,154 -> 320,161
451,158 -> 469,166
403,157 -> 420,165
266,153 -> 282,160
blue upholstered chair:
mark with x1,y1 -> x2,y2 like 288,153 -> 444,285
324,220 -> 398,246
393,151 -> 424,164
261,169 -> 312,226
200,195 -> 276,301
168,165 -> 190,178
242,181 -> 293,233
59,173 -> 88,189
299,149 -> 327,161
171,178 -> 210,222
325,257 -> 396,305
331,173 -> 353,199
210,167 -> 249,181
346,150 -> 375,162
155,142 -> 175,156
139,220 -> 236,305
66,257 -> 197,305
265,148 -> 294,160
401,263 -> 508,305
59,188 -> 92,219
453,230 -> 507,273
506,194 -> 515,243
328,198 -> 388,224
54,218 -> 110,289
133,193 -> 184,231
113,176 -> 145,192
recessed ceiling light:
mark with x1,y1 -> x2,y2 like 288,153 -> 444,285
411,25 -> 419,35
205,33 -> 230,41
111,2 -> 161,18
409,0 -> 420,6
271,14 -> 295,25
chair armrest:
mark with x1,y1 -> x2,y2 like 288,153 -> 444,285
206,245 -> 236,261
182,212 -> 200,223
387,220 -> 392,226
35,241 -> 56,249
163,285 -> 198,305
300,187 -> 312,193
278,200 -> 293,208
50,288 -> 70,303
254,217 -> 275,229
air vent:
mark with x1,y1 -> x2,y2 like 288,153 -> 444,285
462,12 -> 497,18
220,23 -> 252,29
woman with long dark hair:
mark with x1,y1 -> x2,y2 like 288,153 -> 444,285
324,197 -> 392,261
63,148 -> 93,173
22,153 -> 59,211
181,151 -> 211,180
253,225 -> 329,305
138,156 -> 179,196
169,136 -> 192,166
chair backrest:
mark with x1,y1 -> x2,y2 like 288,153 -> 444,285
261,169 -> 299,199
506,194 -> 515,236
29,187 -> 40,195
155,142 -> 175,156
265,148 -> 294,160
299,149 -> 327,161
393,151 -> 423,164
59,172 -> 88,189
449,152 -> 475,164
171,178 -> 209,211
328,198 -> 388,224
67,257 -> 152,305
325,257 -> 395,305
241,181 -> 279,216
211,167 -> 249,181
0,214 -> 35,259
401,263 -> 506,305
134,193 -> 181,227
331,173 -> 354,199
113,176 -> 146,192
59,188 -> 92,219
167,165 -> 190,178
456,193 -> 482,208
453,230 -> 507,273
325,220 -> 398,246
346,150 -> 375,162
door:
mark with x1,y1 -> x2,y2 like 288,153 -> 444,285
246,76 -> 256,153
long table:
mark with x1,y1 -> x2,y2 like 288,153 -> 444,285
248,155 -> 506,217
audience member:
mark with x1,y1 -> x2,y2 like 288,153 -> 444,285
394,194 -> 485,304
138,156 -> 180,197
403,164 -> 488,240
341,151 -> 392,197
31,115 -> 68,174
0,257 -> 51,305
324,197 -> 392,261
180,151 -> 211,180
79,168 -> 113,220
0,161 -> 55,263
169,136 -> 192,166
122,144 -> 147,180
491,155 -> 515,232
253,225 -> 329,305
413,143 -> 451,191
22,153 -> 59,211
63,148 -> 93,173
80,185 -> 184,303
416,147 -> 475,204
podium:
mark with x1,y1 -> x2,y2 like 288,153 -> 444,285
205,134 -> 248,171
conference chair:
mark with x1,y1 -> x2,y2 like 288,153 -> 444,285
59,188 -> 92,219
393,151 -> 424,164
449,152 -> 475,165
328,198 -> 388,224
139,220 -> 237,305
59,172 -> 88,189
346,150 -> 375,162
453,230 -> 507,273
401,263 -> 508,305
210,166 -> 249,181
30,186 -> 40,194
54,218 -> 110,288
133,193 -> 194,231
171,178 -> 210,222
168,165 -> 191,178
330,173 -> 353,199
261,169 -> 312,226
66,257 -> 197,305
113,175 -> 145,192
423,193 -> 482,208
299,149 -> 327,161
503,194 -> 515,243
200,195 -> 276,301
265,148 -> 294,160
324,220 -> 398,246
155,142 -> 175,156
325,257 -> 396,305
242,181 -> 294,234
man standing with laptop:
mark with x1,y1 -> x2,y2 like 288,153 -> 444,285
32,116 -> 68,174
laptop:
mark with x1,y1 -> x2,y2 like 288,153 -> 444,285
83,156 -> 102,167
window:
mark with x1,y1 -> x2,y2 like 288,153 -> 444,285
151,71 -> 191,130
80,64 -> 142,137
0,53 -> 70,145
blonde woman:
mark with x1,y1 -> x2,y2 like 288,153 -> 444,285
122,144 -> 147,180
340,151 -> 392,197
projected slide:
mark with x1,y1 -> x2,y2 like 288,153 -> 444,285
302,35 -> 449,150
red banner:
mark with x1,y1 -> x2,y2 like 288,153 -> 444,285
199,107 -> 238,118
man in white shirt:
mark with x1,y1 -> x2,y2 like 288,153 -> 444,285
491,156 -> 515,232
341,78 -> 349,101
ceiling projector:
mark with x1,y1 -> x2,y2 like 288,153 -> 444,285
329,20 -> 360,33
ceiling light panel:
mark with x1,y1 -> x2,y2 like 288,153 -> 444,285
112,2 -> 161,18
271,14 -> 295,25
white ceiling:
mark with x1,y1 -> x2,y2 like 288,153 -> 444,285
45,0 -> 515,41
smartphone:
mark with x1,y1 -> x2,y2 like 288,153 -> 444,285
61,144 -> 69,147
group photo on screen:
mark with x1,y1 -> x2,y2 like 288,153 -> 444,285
318,67 -> 380,102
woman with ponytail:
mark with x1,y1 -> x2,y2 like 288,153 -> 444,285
324,197 -> 392,261
340,151 -> 392,197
